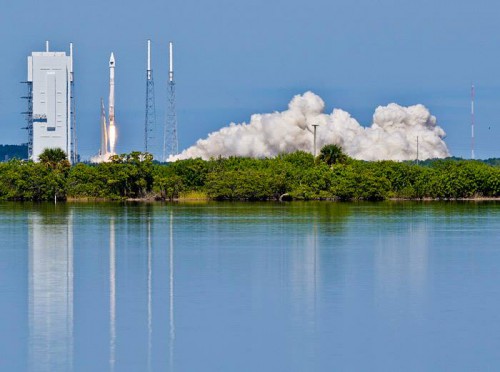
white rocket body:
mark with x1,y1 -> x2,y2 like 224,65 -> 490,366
108,53 -> 116,154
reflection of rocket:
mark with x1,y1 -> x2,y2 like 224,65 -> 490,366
109,53 -> 117,154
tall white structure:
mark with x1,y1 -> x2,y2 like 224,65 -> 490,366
27,42 -> 74,162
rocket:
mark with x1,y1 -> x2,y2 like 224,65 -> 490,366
108,53 -> 117,154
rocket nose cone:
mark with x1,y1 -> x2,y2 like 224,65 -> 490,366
109,52 -> 115,67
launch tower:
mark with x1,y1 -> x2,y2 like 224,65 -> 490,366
471,84 -> 475,159
24,41 -> 75,162
144,40 -> 156,154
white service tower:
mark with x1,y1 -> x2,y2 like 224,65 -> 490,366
27,41 -> 73,162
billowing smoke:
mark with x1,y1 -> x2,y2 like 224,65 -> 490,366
170,92 -> 449,162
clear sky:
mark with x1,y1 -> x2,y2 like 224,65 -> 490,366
1,0 -> 499,159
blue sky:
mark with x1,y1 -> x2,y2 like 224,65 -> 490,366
1,0 -> 500,159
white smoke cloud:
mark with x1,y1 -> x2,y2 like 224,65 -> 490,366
90,152 -> 114,163
169,91 -> 449,162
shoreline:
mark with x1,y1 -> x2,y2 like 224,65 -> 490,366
57,196 -> 500,203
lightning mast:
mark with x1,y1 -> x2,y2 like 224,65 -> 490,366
471,84 -> 475,159
144,39 -> 156,154
163,41 -> 178,161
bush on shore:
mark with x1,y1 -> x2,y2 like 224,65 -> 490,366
1,146 -> 500,202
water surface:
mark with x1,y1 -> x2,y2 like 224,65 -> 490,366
1,201 -> 500,371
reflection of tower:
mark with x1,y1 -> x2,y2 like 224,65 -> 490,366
145,39 -> 156,155
163,42 -> 178,161
289,222 -> 319,369
169,211 -> 175,371
374,224 -> 429,305
147,217 -> 153,372
109,217 -> 116,372
28,210 -> 74,372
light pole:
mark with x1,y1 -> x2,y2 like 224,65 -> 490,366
312,124 -> 319,157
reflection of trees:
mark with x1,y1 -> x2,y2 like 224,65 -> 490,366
28,204 -> 73,372
155,201 -> 353,236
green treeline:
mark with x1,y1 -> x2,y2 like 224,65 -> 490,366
1,146 -> 500,202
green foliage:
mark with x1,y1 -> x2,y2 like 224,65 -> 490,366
0,160 -> 57,201
153,166 -> 184,200
206,169 -> 277,200
39,148 -> 70,168
168,158 -> 210,189
277,151 -> 315,169
317,144 -> 349,166
1,150 -> 500,202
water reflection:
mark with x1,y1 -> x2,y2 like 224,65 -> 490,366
109,217 -> 116,372
9,201 -> 500,371
375,223 -> 429,304
106,206 -> 175,371
28,208 -> 74,372
295,222 -> 320,370
147,217 -> 152,372
169,211 -> 175,372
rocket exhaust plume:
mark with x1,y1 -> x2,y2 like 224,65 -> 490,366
169,92 -> 450,162
91,53 -> 118,163
109,52 -> 117,154
100,98 -> 109,156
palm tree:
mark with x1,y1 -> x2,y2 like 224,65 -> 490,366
317,144 -> 348,165
38,148 -> 71,202
38,148 -> 69,169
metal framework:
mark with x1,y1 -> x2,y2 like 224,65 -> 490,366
145,40 -> 156,154
471,84 -> 475,159
70,80 -> 78,163
21,81 -> 33,160
163,41 -> 178,161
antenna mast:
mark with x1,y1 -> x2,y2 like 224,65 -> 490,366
163,41 -> 178,161
471,84 -> 475,159
144,39 -> 156,155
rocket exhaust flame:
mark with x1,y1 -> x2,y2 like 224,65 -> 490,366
169,91 -> 450,162
109,121 -> 117,155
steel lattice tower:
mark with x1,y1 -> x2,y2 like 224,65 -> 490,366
21,81 -> 33,160
471,84 -> 475,160
163,41 -> 178,161
145,39 -> 156,154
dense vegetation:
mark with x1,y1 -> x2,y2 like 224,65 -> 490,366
1,146 -> 500,202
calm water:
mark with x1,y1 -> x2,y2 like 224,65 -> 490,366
1,201 -> 500,371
